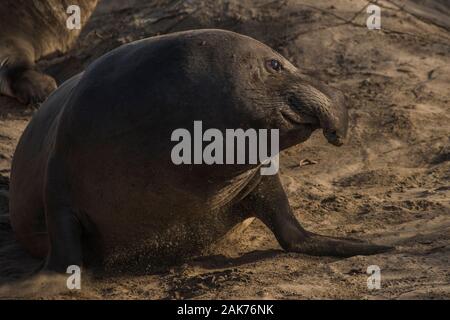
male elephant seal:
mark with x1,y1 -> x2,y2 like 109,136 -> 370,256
10,29 -> 392,272
0,0 -> 99,104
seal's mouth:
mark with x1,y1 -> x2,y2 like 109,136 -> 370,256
280,95 -> 320,128
280,107 -> 318,127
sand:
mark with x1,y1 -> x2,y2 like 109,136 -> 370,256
0,0 -> 449,299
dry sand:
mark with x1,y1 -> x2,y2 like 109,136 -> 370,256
0,0 -> 449,299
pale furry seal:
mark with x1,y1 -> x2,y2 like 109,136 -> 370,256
0,0 -> 99,104
9,29 -> 392,272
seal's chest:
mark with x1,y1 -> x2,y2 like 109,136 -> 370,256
102,207 -> 236,269
91,168 -> 261,268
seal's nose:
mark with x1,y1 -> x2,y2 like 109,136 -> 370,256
321,89 -> 348,147
289,74 -> 349,147
324,129 -> 345,146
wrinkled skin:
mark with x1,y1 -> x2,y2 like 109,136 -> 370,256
0,0 -> 99,104
9,29 -> 392,273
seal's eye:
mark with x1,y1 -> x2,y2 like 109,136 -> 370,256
266,59 -> 283,72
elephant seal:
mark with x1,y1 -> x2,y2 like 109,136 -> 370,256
9,29 -> 392,272
0,0 -> 99,104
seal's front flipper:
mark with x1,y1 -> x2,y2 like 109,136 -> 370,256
9,69 -> 57,104
44,207 -> 83,273
0,57 -> 57,104
285,234 -> 393,257
241,174 -> 393,257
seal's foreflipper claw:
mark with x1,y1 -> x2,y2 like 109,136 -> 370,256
0,57 -> 9,68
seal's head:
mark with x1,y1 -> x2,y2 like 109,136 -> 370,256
179,29 -> 348,149
227,33 -> 348,148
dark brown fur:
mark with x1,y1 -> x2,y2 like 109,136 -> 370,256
0,0 -> 99,104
